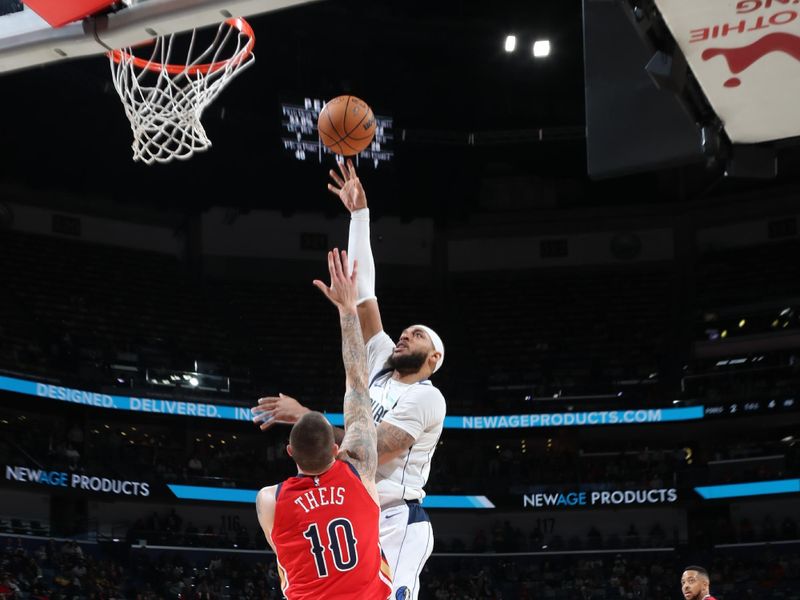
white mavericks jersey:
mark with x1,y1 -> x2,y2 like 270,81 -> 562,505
366,331 -> 446,507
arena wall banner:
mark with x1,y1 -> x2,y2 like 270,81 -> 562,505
167,486 -> 709,509
522,488 -> 679,509
167,485 -> 496,508
450,408 -> 703,428
0,467 -> 495,509
694,478 -> 800,500
5,464 -> 151,497
0,374 -> 706,429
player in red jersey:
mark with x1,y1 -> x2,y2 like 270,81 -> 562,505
255,249 -> 391,600
681,566 -> 717,600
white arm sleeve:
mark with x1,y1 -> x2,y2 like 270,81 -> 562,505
365,331 -> 394,380
347,208 -> 376,305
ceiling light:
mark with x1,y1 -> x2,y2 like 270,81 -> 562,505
504,35 -> 517,53
533,40 -> 550,57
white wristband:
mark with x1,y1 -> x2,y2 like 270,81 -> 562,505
348,208 -> 376,304
351,207 -> 370,221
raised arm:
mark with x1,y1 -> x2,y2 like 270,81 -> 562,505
312,249 -> 378,484
337,311 -> 378,478
328,159 -> 383,342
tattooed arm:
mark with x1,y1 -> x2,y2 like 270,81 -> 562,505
317,421 -> 412,468
332,421 -> 413,466
313,249 -> 379,499
375,422 -> 415,465
336,311 -> 378,480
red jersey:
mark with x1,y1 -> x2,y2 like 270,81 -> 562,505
271,460 -> 392,600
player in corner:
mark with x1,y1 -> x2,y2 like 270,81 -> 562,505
681,566 -> 718,600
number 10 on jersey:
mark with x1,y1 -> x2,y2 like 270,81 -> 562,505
302,518 -> 359,577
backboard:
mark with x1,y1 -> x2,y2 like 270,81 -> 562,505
0,0 -> 314,73
654,0 -> 800,144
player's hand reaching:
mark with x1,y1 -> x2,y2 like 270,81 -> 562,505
313,249 -> 359,314
327,159 -> 367,213
251,393 -> 309,430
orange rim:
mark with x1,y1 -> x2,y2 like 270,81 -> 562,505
108,17 -> 255,75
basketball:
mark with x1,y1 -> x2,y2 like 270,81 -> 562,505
317,95 -> 377,156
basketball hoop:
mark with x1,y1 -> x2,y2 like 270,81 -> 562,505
108,17 -> 255,164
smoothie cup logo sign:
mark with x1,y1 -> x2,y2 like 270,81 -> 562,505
702,31 -> 800,87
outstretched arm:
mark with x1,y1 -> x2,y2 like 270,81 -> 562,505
251,397 -> 414,466
328,159 -> 383,343
312,249 -> 378,483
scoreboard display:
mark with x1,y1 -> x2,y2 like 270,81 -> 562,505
704,396 -> 796,418
281,97 -> 393,167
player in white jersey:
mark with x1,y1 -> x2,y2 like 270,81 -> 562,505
252,159 -> 446,600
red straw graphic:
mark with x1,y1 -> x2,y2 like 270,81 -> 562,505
701,32 -> 800,87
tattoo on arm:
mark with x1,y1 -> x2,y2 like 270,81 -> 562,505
338,311 -> 378,478
341,389 -> 378,477
376,423 -> 415,463
340,312 -> 369,394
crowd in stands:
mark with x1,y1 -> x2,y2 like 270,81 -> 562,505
695,240 -> 800,311
3,226 -> 800,598
0,538 -> 125,599
447,265 -> 674,405
119,508 -> 797,554
3,229 -> 800,415
0,228 -> 686,412
0,229 -> 417,411
421,549 -> 800,599
117,508 -> 682,553
124,510 -> 253,550
708,515 -> 800,547
2,399 -> 797,501
2,219 -> 800,412
1,535 -> 799,599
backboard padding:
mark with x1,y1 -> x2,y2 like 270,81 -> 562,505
0,0 -> 315,73
23,0 -> 116,28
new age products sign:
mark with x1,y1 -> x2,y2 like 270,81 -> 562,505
5,465 -> 150,497
0,374 -> 705,429
523,488 -> 678,508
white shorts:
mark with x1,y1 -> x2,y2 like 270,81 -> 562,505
379,501 -> 434,600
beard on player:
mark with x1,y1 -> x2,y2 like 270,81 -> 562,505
386,350 -> 427,375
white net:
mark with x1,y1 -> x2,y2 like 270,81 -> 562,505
108,18 -> 255,165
